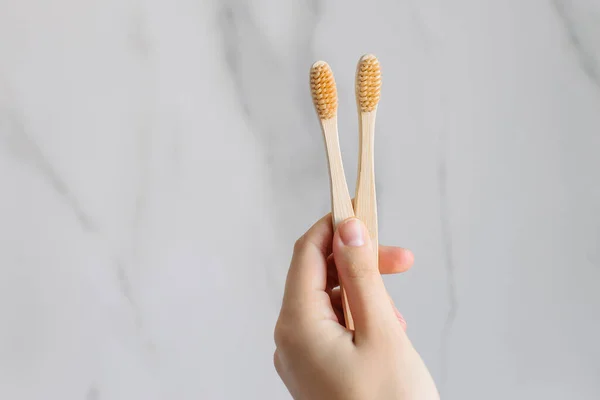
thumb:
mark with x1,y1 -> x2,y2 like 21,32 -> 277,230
333,218 -> 397,338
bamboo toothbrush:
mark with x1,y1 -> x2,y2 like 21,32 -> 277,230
354,54 -> 381,263
310,61 -> 355,330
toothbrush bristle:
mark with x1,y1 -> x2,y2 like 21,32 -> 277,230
310,61 -> 338,120
357,54 -> 381,112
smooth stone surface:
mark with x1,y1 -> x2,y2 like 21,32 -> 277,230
1,0 -> 599,398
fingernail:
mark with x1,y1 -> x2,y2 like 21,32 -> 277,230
339,218 -> 365,247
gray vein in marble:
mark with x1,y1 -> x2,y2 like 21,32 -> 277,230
218,4 -> 254,118
86,386 -> 100,400
437,135 -> 457,386
124,5 -> 155,326
116,258 -> 157,363
551,0 -> 600,89
124,131 -> 149,330
1,103 -> 153,353
117,259 -> 143,330
132,127 -> 150,237
216,1 -> 323,193
405,0 -> 435,47
216,0 -> 323,301
216,0 -> 321,158
219,2 -> 275,121
128,5 -> 152,59
0,109 -> 97,232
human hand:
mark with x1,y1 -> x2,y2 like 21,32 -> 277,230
274,215 -> 439,400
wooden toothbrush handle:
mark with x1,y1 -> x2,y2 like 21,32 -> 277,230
355,112 -> 379,263
322,118 -> 355,330
331,195 -> 355,331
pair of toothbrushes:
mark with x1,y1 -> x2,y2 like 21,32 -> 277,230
310,54 -> 381,330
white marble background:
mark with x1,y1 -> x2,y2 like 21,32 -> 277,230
1,0 -> 599,399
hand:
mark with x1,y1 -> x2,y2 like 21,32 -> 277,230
274,215 -> 439,400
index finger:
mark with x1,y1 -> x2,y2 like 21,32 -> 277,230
282,213 -> 333,308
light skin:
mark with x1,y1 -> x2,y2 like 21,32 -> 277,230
274,215 -> 440,400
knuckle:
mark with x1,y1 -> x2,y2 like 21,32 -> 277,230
293,234 -> 308,253
274,319 -> 296,350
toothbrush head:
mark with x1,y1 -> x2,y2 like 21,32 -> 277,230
310,61 -> 338,120
356,54 -> 381,113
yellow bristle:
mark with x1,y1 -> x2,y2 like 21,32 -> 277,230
310,61 -> 338,120
356,54 -> 381,112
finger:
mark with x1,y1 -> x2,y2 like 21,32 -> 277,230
332,286 -> 407,331
379,246 -> 415,273
282,213 -> 333,312
333,218 -> 397,338
326,245 -> 415,277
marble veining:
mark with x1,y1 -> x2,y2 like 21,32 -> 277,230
436,137 -> 457,386
551,0 -> 600,89
1,0 -> 600,399
1,107 -> 96,232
